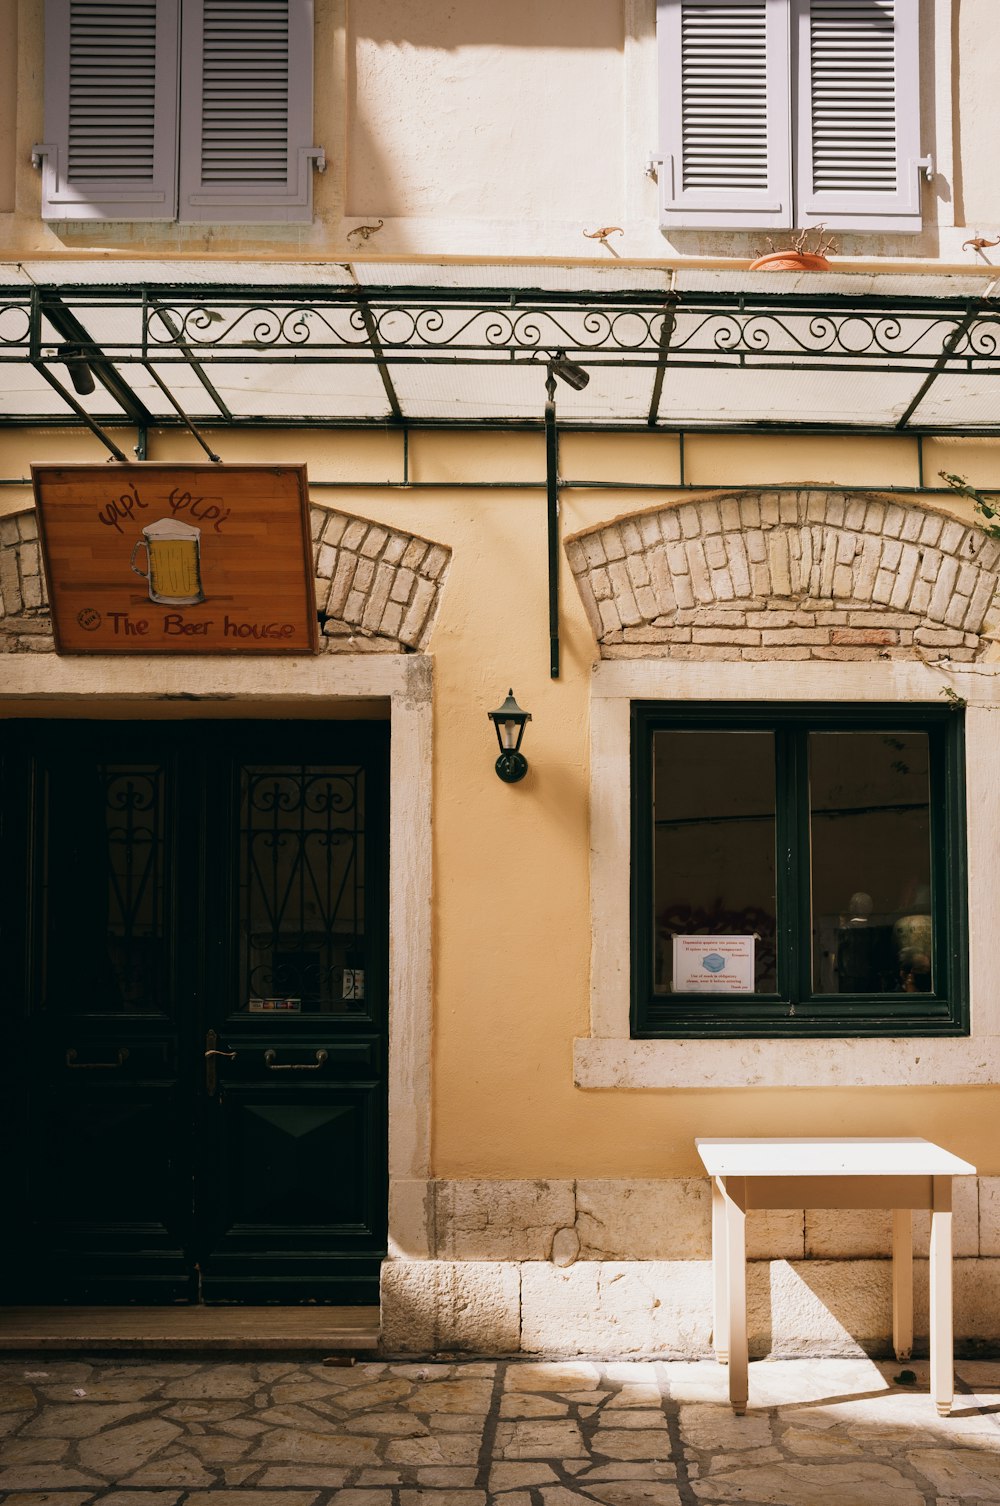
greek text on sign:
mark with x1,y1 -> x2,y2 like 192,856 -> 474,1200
32,464 -> 318,654
672,935 -> 755,993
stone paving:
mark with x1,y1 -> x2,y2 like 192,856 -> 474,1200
2,1354 -> 1000,1504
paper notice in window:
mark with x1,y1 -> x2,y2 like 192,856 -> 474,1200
672,935 -> 755,993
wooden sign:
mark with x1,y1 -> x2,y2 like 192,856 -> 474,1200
32,464 -> 318,654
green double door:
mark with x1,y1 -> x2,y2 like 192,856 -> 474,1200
0,720 -> 389,1305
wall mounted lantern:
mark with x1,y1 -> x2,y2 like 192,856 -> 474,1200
487,689 -> 532,783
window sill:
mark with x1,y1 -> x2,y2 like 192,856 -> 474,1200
573,1034 -> 1000,1090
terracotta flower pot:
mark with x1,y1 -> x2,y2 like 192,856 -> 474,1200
748,250 -> 831,272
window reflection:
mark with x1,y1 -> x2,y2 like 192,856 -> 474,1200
43,763 -> 167,1014
809,732 -> 933,995
652,731 -> 777,994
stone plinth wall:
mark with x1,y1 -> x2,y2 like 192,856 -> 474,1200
565,491 -> 1000,661
381,1256 -> 1000,1360
381,1176 -> 1000,1357
0,504 -> 451,654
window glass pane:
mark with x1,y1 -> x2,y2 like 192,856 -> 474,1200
652,731 -> 776,994
42,762 -> 169,1015
810,732 -> 933,995
238,764 -> 368,1017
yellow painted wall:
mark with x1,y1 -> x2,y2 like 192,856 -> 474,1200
347,0 -> 624,223
5,424 -> 1000,1178
955,0 -> 1000,228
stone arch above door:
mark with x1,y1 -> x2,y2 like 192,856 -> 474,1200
565,490 -> 1000,662
0,504 -> 451,654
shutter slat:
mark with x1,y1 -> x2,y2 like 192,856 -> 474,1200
66,0 -> 158,180
196,0 -> 288,184
809,0 -> 896,190
680,1 -> 769,191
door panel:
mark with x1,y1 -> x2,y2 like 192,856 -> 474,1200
203,1077 -> 384,1301
29,1078 -> 190,1302
0,720 -> 389,1305
22,734 -> 192,1302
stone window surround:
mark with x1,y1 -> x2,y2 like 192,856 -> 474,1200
564,489 -> 1000,663
576,656 -> 1000,1090
0,651 -> 433,1263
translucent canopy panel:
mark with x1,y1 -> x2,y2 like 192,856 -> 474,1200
652,366 -> 936,428
389,360 -> 654,422
673,268 -> 997,300
389,362 -> 553,421
543,364 -> 655,422
353,261 -> 676,294
0,361 -> 130,417
0,357 -> 130,419
18,261 -> 357,288
199,362 -> 392,420
136,362 -> 237,419
905,373 -> 1000,429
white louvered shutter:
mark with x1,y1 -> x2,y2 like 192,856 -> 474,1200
794,0 -> 923,230
656,0 -> 792,229
177,0 -> 321,223
37,0 -> 179,220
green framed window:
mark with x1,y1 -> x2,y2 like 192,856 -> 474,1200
631,702 -> 968,1039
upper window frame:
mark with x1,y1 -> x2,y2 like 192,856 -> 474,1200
655,0 -> 925,233
35,0 -> 322,224
631,700 -> 968,1040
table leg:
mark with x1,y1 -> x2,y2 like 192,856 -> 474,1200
929,1176 -> 954,1417
892,1208 -> 913,1362
712,1177 -> 728,1365
723,1176 -> 748,1415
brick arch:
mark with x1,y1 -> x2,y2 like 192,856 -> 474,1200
565,490 -> 1000,662
311,504 -> 450,651
0,504 -> 451,654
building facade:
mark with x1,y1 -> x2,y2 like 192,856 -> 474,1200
3,0 -> 1000,1356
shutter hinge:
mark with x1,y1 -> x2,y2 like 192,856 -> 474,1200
31,143 -> 55,171
307,147 -> 327,174
646,153 -> 664,181
915,155 -> 934,182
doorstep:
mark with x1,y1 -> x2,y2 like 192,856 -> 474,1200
0,1306 -> 380,1351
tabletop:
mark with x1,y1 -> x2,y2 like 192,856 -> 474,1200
695,1137 -> 976,1179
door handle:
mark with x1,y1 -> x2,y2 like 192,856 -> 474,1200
65,1047 -> 128,1069
263,1048 -> 328,1071
205,1029 -> 237,1095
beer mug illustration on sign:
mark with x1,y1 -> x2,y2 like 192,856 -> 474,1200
130,518 -> 205,605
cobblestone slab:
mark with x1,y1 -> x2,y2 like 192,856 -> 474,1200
1,1355 -> 999,1501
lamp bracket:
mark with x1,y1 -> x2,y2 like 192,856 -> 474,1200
495,750 -> 528,784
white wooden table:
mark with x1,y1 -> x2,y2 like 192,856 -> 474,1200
695,1137 -> 977,1416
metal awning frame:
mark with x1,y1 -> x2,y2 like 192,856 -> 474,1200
3,281 -> 1000,443
7,278 -> 1000,682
